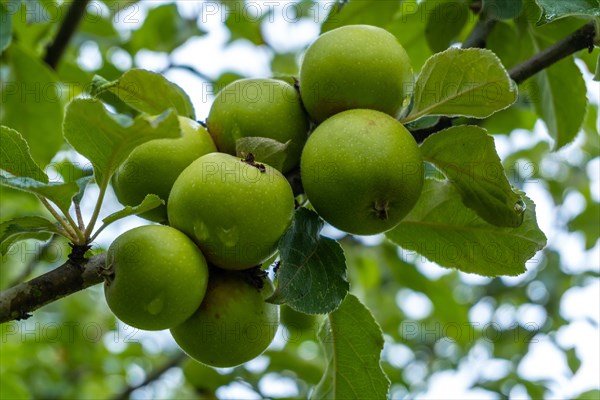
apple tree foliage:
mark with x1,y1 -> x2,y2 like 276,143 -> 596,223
1,0 -> 599,399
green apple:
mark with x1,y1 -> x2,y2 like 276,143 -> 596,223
207,78 -> 310,173
300,109 -> 424,235
170,269 -> 279,368
281,304 -> 320,332
104,225 -> 209,330
167,152 -> 295,270
182,359 -> 229,394
112,116 -> 216,223
300,25 -> 413,123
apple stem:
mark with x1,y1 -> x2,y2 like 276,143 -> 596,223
373,200 -> 390,220
242,153 -> 266,173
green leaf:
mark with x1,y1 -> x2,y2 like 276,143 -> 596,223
0,45 -> 63,166
526,33 -> 587,148
385,2 -> 433,71
225,10 -> 265,45
581,104 -> 599,154
405,115 -> 441,131
595,52 -> 600,81
425,2 -> 469,52
90,75 -> 138,117
213,71 -> 245,89
266,348 -> 324,385
535,0 -> 600,25
373,242 -> 471,338
72,176 -> 93,206
235,137 -> 290,172
404,48 -> 518,123
577,389 -> 600,400
91,69 -> 195,119
10,1 -> 53,55
0,374 -> 31,400
76,8 -> 120,47
0,2 -> 12,53
128,3 -> 204,53
182,360 -> 231,392
268,208 -> 349,314
421,125 -> 525,227
290,0 -> 318,20
271,52 -> 299,76
52,158 -> 94,184
47,158 -> 94,206
321,0 -> 401,33
0,175 -> 79,215
483,0 -> 524,20
533,16 -> 589,41
487,21 -> 522,69
0,216 -> 60,255
566,348 -> 582,374
0,126 -> 48,182
101,194 -> 164,227
386,179 -> 547,277
312,294 -> 390,399
482,104 -> 538,135
63,98 -> 181,189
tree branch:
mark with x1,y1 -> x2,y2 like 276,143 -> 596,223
509,21 -> 596,84
112,352 -> 187,400
462,18 -> 496,49
0,252 -> 106,324
43,0 -> 91,70
410,21 -> 597,142
162,63 -> 213,83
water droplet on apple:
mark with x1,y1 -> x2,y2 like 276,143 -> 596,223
147,297 -> 164,315
514,199 -> 526,215
193,220 -> 210,242
218,225 -> 239,247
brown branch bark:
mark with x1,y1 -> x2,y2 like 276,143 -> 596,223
0,253 -> 106,324
508,21 -> 596,84
462,18 -> 497,49
161,63 -> 213,83
43,0 -> 91,70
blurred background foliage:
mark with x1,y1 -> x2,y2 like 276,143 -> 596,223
0,0 -> 598,399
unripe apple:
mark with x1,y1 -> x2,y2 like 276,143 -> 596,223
207,78 -> 310,173
300,25 -> 413,123
104,225 -> 209,330
167,152 -> 295,270
281,304 -> 320,332
182,359 -> 229,393
300,109 -> 424,235
112,116 -> 216,223
170,269 -> 279,368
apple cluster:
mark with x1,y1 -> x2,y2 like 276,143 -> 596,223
105,24 -> 424,368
